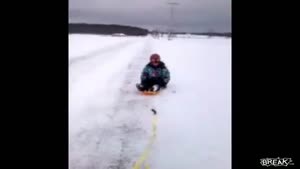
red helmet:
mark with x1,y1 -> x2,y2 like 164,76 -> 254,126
150,53 -> 160,61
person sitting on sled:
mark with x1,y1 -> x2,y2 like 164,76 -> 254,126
136,53 -> 170,92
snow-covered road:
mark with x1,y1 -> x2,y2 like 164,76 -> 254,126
69,34 -> 231,169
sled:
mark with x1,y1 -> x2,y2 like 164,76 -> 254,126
137,84 -> 160,95
142,90 -> 159,95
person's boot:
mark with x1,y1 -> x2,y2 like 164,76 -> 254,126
150,84 -> 160,92
136,83 -> 145,91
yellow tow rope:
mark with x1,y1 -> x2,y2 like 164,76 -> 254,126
132,109 -> 158,169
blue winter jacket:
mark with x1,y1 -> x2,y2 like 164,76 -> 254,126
141,61 -> 170,83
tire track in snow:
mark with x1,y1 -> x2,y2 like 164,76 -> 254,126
69,37 -> 154,169
69,39 -> 140,90
105,37 -> 157,169
71,37 -> 154,169
69,39 -> 144,169
69,39 -> 136,66
90,40 -> 152,169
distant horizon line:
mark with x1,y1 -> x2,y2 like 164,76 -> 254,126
69,22 -> 231,34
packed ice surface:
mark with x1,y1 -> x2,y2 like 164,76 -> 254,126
69,34 -> 231,169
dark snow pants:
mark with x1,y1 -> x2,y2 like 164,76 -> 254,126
141,78 -> 168,90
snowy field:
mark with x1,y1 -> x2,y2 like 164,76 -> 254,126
69,34 -> 231,169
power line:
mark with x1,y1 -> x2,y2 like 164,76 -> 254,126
167,2 -> 179,39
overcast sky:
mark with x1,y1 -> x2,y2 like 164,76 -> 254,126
69,0 -> 231,32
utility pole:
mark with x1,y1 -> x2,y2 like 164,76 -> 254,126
167,2 -> 179,40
